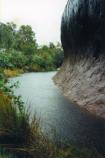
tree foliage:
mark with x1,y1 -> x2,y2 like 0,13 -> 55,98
0,22 -> 64,71
0,23 -> 37,53
0,22 -> 16,49
15,25 -> 37,54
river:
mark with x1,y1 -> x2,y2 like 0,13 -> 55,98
10,72 -> 105,156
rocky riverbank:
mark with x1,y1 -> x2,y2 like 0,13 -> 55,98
53,55 -> 105,119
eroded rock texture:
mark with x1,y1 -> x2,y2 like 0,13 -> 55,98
54,0 -> 105,118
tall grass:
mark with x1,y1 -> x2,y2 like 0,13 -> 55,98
0,92 -> 55,158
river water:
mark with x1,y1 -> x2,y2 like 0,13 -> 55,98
10,72 -> 105,156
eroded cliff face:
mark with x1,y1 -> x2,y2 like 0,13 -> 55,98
54,55 -> 105,118
54,0 -> 105,118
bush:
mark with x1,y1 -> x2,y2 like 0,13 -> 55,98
0,47 -> 63,72
0,52 -> 13,68
8,50 -> 27,68
3,69 -> 23,78
0,50 -> 27,69
32,54 -> 55,71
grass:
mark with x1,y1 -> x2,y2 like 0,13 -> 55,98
0,85 -> 104,158
0,92 -> 56,158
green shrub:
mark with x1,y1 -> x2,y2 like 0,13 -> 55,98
8,50 -> 27,68
0,50 -> 27,69
0,52 -> 13,68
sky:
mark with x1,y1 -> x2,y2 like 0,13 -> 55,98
0,0 -> 68,45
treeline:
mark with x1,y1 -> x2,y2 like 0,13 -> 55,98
0,22 -> 64,72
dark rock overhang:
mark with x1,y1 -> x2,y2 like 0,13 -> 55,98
61,0 -> 105,58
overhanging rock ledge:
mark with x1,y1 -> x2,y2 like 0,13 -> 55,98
53,0 -> 105,118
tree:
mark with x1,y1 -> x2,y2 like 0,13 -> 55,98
0,22 -> 16,50
53,50 -> 64,68
15,25 -> 37,55
49,42 -> 55,49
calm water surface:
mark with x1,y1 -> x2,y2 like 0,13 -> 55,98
10,72 -> 105,156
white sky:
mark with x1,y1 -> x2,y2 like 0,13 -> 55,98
0,0 -> 67,45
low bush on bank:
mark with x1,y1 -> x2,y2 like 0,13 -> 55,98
0,48 -> 63,73
3,69 -> 24,78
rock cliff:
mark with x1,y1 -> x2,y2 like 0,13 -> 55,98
54,0 -> 105,118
